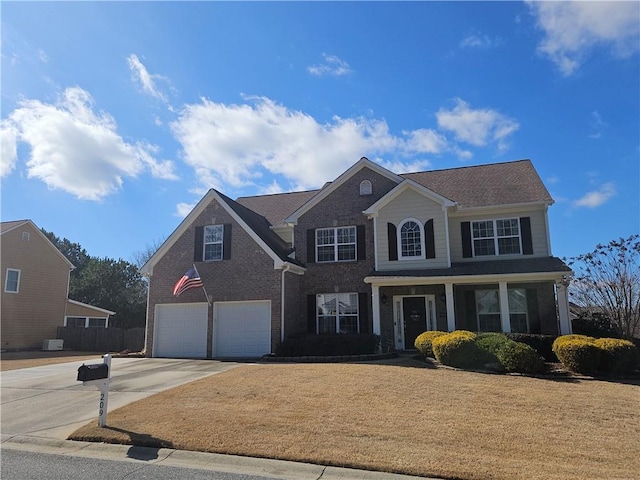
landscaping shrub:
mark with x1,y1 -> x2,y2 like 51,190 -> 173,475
594,338 -> 639,374
552,336 -> 601,374
275,334 -> 380,357
505,333 -> 558,362
414,331 -> 447,357
432,331 -> 486,369
476,333 -> 511,356
496,341 -> 546,374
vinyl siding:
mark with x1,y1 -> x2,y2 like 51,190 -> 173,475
377,189 -> 449,271
1,223 -> 71,349
449,208 -> 549,262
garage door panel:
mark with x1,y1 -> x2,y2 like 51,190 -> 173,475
154,303 -> 208,358
215,301 -> 271,357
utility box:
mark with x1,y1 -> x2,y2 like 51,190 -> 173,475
77,363 -> 109,382
43,339 -> 64,351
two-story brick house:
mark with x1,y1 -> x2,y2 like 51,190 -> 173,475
141,157 -> 572,358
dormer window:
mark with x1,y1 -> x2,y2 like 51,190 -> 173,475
359,180 -> 372,196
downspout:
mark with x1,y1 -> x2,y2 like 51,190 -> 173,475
281,264 -> 291,343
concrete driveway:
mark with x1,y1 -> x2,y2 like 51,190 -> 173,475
1,357 -> 240,441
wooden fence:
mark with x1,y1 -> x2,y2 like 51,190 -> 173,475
57,326 -> 145,353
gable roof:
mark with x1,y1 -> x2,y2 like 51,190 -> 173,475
402,159 -> 553,209
140,189 -> 305,276
284,157 -> 404,224
236,189 -> 319,226
1,219 -> 75,269
363,178 -> 456,217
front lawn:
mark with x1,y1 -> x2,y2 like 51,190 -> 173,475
70,359 -> 639,480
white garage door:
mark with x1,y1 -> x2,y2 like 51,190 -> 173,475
214,301 -> 272,357
154,303 -> 208,358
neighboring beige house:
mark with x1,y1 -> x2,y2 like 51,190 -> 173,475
1,220 -> 113,350
142,157 -> 572,359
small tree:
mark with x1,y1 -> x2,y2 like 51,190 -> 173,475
567,235 -> 640,340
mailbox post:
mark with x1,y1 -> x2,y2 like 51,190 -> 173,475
77,354 -> 111,427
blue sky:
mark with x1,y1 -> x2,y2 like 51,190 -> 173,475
2,1 -> 638,264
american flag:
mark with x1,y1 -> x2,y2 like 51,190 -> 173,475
172,268 -> 204,296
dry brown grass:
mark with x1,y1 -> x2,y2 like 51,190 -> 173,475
70,359 -> 640,480
0,351 -> 103,371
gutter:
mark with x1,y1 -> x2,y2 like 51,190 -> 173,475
280,264 -> 291,343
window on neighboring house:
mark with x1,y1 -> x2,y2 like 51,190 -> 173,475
316,293 -> 359,334
316,226 -> 356,262
65,317 -> 87,328
4,269 -> 20,293
399,219 -> 423,259
476,288 -> 529,333
472,218 -> 521,256
204,225 -> 224,261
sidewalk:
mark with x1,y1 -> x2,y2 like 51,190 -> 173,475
1,435 -> 438,480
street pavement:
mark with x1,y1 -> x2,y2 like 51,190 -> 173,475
1,358 -> 437,480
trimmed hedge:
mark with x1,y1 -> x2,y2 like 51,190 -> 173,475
594,338 -> 639,374
414,331 -> 448,357
552,338 -> 601,374
275,334 -> 380,357
496,341 -> 546,374
505,333 -> 558,362
432,331 -> 487,369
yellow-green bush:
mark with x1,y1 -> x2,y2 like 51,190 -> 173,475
552,336 -> 601,373
496,341 -> 546,374
594,338 -> 639,373
432,331 -> 485,369
414,331 -> 447,357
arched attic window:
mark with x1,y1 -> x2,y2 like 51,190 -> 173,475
359,180 -> 372,196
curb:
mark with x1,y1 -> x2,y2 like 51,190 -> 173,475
261,352 -> 398,363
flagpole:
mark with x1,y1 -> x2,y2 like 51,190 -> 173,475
192,264 -> 211,305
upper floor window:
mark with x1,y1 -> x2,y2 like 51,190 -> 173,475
204,225 -> 224,261
316,293 -> 359,334
4,269 -> 20,293
316,226 -> 356,262
359,180 -> 372,196
399,219 -> 424,259
472,218 -> 521,256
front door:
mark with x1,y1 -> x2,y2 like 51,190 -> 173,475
403,297 -> 427,350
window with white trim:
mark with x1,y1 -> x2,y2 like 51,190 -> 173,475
398,219 -> 424,259
316,226 -> 356,262
359,180 -> 372,195
475,288 -> 529,333
65,316 -> 108,328
204,225 -> 224,261
316,293 -> 359,334
472,218 -> 521,256
5,269 -> 20,293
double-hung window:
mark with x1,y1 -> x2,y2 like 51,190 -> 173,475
316,226 -> 356,262
472,218 -> 521,256
316,293 -> 359,334
204,225 -> 224,261
475,288 -> 529,333
4,269 -> 20,293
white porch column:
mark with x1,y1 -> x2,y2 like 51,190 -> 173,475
371,284 -> 381,336
445,283 -> 456,332
499,282 -> 511,333
557,283 -> 572,335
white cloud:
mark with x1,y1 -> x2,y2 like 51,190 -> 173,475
0,123 -> 18,178
175,202 -> 196,218
127,54 -> 169,102
5,86 -> 177,200
436,98 -> 519,151
589,111 -> 607,139
307,53 -> 353,76
171,96 -> 445,192
573,182 -> 616,208
528,1 -> 640,76
38,49 -> 49,63
460,33 -> 500,49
